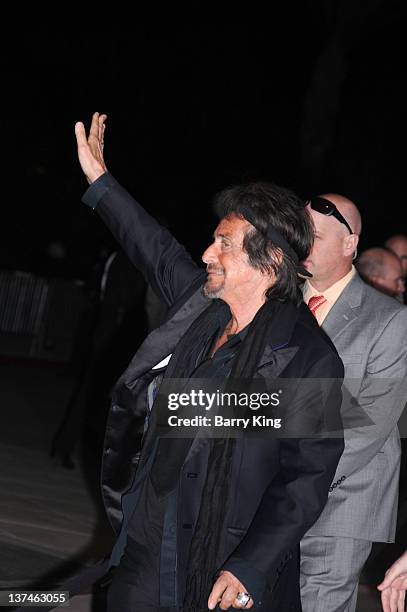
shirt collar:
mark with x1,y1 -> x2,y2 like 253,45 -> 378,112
303,266 -> 356,306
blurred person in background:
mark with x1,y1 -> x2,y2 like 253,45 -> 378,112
385,234 -> 407,305
355,247 -> 405,301
51,248 -> 148,469
385,235 -> 407,279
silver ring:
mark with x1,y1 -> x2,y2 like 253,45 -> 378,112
236,591 -> 251,607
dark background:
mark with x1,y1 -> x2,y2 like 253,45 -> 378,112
1,6 -> 406,282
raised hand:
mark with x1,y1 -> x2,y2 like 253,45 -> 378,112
75,112 -> 108,184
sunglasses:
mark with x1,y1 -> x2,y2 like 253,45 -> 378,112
307,196 -> 354,235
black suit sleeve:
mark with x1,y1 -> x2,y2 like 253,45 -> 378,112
82,173 -> 205,308
222,352 -> 344,599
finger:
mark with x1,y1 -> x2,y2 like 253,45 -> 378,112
390,586 -> 400,612
100,123 -> 106,147
397,589 -> 405,612
208,578 -> 228,610
98,115 -> 102,141
218,586 -> 238,610
89,112 -> 100,142
75,122 -> 88,147
75,121 -> 89,154
98,114 -> 107,143
381,586 -> 391,612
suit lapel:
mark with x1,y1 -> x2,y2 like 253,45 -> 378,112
257,344 -> 299,377
321,273 -> 364,341
322,300 -> 357,342
122,286 -> 210,388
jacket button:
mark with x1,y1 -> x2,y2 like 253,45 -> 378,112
111,404 -> 119,412
104,448 -> 112,455
187,472 -> 198,478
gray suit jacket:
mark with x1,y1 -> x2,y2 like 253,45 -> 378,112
306,272 -> 407,542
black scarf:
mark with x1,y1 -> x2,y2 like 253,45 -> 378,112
150,297 -> 289,610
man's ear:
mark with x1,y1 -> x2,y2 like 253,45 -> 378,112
343,234 -> 359,258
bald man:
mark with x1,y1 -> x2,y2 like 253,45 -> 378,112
385,235 -> 407,306
299,194 -> 407,612
385,234 -> 407,279
356,248 -> 405,300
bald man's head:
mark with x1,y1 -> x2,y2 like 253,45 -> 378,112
321,193 -> 362,237
303,193 -> 361,290
356,247 -> 405,298
385,234 -> 407,277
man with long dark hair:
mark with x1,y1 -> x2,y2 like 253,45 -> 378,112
74,113 -> 344,611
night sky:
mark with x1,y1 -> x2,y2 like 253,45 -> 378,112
1,8 -> 405,282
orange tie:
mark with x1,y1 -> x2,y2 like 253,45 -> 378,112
308,295 -> 327,318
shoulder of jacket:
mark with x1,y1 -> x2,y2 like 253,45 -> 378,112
293,306 -> 341,360
360,283 -> 407,322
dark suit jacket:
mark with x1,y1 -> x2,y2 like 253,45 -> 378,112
82,173 -> 344,610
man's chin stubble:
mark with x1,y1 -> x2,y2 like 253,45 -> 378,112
203,282 -> 224,299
